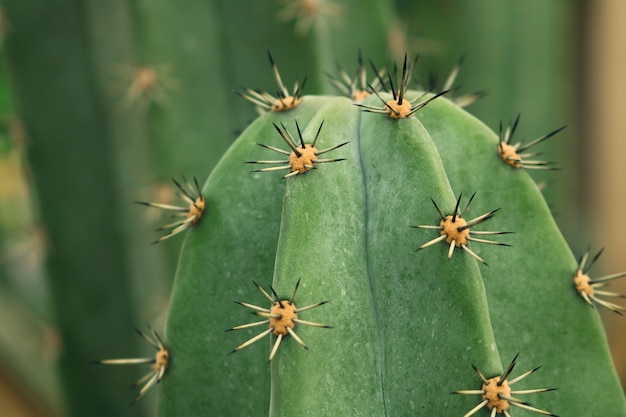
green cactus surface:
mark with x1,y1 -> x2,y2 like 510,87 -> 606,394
155,56 -> 626,417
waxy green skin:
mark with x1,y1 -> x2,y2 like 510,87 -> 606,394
270,97 -> 386,417
418,97 -> 626,416
159,93 -> 626,416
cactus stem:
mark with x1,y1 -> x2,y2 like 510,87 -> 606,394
247,121 -> 347,178
229,281 -> 330,360
236,51 -> 306,113
93,326 -> 169,404
573,248 -> 626,314
413,194 -> 509,264
135,176 -> 205,244
453,355 -> 558,417
498,115 -> 565,170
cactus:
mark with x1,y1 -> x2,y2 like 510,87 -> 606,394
153,55 -> 626,416
2,1 -> 623,416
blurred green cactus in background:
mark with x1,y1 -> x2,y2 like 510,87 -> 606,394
0,1 -> 625,417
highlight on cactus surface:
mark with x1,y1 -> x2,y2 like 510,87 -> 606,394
573,248 -> 626,314
356,53 -> 447,119
326,51 -> 386,103
237,50 -> 306,113
497,114 -> 566,170
93,326 -> 169,403
246,120 -> 348,178
135,176 -> 205,244
452,353 -> 558,417
412,192 -> 511,265
227,280 -> 331,361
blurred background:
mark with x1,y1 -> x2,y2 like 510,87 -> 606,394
0,0 -> 624,416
